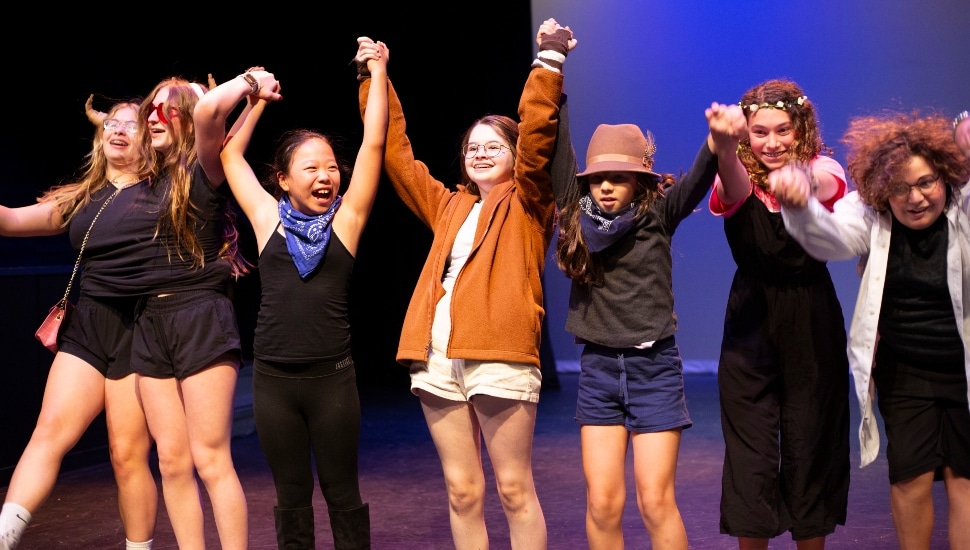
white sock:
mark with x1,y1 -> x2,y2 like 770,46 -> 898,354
125,538 -> 153,549
0,503 -> 31,550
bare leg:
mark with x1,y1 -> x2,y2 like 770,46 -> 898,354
5,354 -> 106,511
943,467 -> 970,550
795,536 -> 826,550
631,429 -> 687,550
889,470 -> 935,550
180,357 -> 248,550
738,538 -> 769,550
581,425 -> 628,550
139,375 -> 205,550
417,390 -> 488,550
475,395 -> 546,550
105,374 -> 157,544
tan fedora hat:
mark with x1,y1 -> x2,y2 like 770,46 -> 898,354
577,123 -> 660,178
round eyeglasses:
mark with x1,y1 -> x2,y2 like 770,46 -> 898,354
889,174 -> 939,198
103,119 -> 138,135
464,142 -> 512,159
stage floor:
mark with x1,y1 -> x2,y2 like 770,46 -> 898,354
2,372 -> 952,549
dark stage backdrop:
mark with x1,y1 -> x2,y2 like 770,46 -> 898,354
1,5 -> 534,386
0,5 -> 534,479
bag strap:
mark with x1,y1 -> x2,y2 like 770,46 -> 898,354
58,184 -> 127,308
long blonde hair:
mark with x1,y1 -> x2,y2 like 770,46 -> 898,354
139,78 -> 249,276
40,102 -> 151,225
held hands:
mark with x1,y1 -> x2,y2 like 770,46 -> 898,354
768,163 -> 813,210
706,102 -> 746,152
355,37 -> 389,81
533,18 -> 575,73
241,68 -> 283,103
536,18 -> 577,52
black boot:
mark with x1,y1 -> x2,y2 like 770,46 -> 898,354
328,503 -> 370,550
273,506 -> 315,550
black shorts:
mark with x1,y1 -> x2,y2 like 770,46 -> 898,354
874,346 -> 970,484
59,295 -> 140,379
132,289 -> 241,380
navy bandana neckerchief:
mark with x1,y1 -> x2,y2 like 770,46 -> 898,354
278,194 -> 342,279
578,194 -> 638,253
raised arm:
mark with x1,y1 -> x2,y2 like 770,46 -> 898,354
195,69 -> 281,187
514,20 -> 574,224
333,37 -> 389,256
707,102 -> 752,205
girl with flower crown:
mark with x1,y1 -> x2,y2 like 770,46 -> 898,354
708,78 -> 851,550
552,91 -> 745,547
195,39 -> 388,550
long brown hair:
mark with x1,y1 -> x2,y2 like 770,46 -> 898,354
556,172 -> 674,287
139,78 -> 248,276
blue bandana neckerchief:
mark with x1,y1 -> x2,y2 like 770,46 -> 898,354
578,194 -> 638,253
278,194 -> 342,279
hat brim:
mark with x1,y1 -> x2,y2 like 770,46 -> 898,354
577,160 -> 660,179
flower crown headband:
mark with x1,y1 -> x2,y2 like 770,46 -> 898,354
739,95 -> 807,113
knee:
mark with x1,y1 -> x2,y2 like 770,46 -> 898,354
495,477 -> 535,514
587,490 -> 624,527
154,446 -> 195,481
635,487 -> 678,527
445,478 -> 486,516
108,437 -> 151,475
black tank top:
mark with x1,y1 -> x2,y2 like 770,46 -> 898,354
254,228 -> 354,362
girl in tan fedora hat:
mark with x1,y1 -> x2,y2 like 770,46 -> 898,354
552,98 -> 746,548
708,78 -> 851,550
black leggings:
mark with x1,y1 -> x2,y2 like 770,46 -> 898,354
253,359 -> 363,510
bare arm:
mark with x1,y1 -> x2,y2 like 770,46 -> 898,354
195,69 -> 281,187
219,95 -> 280,254
0,202 -> 65,237
334,37 -> 390,256
706,102 -> 751,205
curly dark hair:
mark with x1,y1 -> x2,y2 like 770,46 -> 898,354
737,79 -> 833,189
842,111 -> 969,212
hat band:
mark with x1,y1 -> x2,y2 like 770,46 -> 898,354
586,153 -> 644,167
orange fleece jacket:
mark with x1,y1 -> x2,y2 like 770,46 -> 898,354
358,67 -> 563,368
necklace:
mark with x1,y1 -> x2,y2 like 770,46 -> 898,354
108,174 -> 141,189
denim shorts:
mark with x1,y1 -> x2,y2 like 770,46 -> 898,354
409,348 -> 541,404
575,337 -> 692,433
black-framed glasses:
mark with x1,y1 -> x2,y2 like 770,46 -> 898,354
103,119 -> 138,135
889,174 -> 940,198
464,142 -> 512,159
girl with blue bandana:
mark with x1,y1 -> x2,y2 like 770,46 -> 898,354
195,38 -> 388,550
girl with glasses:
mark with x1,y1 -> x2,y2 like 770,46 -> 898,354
0,101 -> 158,550
771,110 -> 970,550
355,18 -> 573,550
